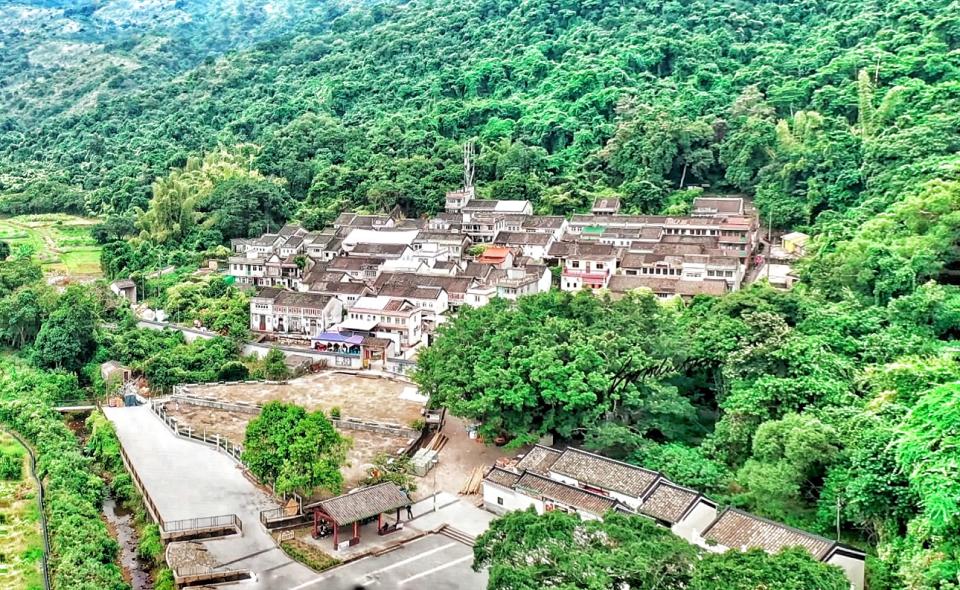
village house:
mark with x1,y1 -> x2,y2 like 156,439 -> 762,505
465,266 -> 551,307
301,280 -> 372,306
591,197 -> 622,215
340,296 -> 425,352
374,273 -> 475,309
493,231 -> 555,260
250,288 -> 344,338
607,275 -> 729,300
413,232 -> 471,258
549,242 -> 619,291
691,196 -> 744,217
521,215 -> 568,239
619,250 -> 744,289
328,255 -> 385,281
481,445 -> 865,590
109,279 -> 137,305
476,246 -> 515,269
375,283 -> 449,321
700,508 -> 866,590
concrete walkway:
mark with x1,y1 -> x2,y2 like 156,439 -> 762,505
103,405 -> 316,589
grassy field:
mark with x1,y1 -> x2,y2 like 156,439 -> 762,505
0,214 -> 102,277
0,432 -> 44,590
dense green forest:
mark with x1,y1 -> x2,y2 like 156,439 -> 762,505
1,1 -> 337,127
2,0 -> 958,235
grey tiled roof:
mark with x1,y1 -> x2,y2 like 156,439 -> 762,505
484,467 -> 521,488
549,448 -> 659,498
312,483 -> 410,526
639,480 -> 699,524
514,471 -> 619,516
515,445 -> 562,474
702,508 -> 835,559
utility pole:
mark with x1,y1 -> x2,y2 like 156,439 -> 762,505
463,140 -> 476,190
836,495 -> 842,541
765,211 -> 772,280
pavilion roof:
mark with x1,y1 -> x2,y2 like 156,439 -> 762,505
309,483 -> 410,526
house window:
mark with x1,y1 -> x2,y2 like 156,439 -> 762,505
595,262 -> 604,270
497,497 -> 504,506
571,261 -> 580,268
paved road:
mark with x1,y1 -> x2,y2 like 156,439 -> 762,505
103,405 -> 316,589
290,534 -> 487,590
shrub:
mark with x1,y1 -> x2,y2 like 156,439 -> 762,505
280,539 -> 340,572
0,449 -> 23,480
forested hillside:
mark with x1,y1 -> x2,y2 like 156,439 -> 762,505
2,0 -> 958,238
1,0 -> 340,126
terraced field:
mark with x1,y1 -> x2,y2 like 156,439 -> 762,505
0,214 -> 102,277
0,432 -> 44,590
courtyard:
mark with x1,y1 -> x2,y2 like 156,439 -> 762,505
181,371 -> 424,427
161,401 -> 414,486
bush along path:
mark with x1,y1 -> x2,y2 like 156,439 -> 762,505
0,427 -> 49,590
0,393 -> 128,589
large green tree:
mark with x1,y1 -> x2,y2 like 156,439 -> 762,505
691,547 -> 849,590
242,402 -> 350,496
32,285 -> 99,372
416,291 -> 694,446
474,509 -> 698,590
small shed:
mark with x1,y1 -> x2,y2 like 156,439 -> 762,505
781,232 -> 810,255
591,197 -> 621,215
100,361 -> 132,386
109,279 -> 138,305
307,483 -> 411,549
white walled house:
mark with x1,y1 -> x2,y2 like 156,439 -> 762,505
342,296 -> 425,351
250,288 -> 343,338
700,508 -> 865,590
549,242 -> 619,292
482,468 -> 619,521
493,231 -> 554,260
376,284 -> 449,321
480,445 -> 865,590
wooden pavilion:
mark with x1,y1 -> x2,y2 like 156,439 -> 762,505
307,483 -> 411,549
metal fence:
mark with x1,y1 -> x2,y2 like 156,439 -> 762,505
163,513 -> 243,535
150,400 -> 245,463
3,428 -> 51,590
117,440 -> 163,525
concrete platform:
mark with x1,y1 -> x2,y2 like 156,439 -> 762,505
290,533 -> 487,590
103,405 -> 316,589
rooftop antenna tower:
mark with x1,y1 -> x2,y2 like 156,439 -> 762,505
463,140 -> 476,190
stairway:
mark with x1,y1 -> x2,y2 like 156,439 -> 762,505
439,525 -> 477,546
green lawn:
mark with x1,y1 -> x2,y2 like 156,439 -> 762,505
0,432 -> 44,590
0,214 -> 102,277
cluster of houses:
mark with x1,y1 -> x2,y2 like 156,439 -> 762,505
229,187 -> 759,359
482,445 -> 865,590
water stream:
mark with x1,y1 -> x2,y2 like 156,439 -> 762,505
102,496 -> 154,590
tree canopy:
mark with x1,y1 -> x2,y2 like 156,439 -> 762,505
242,402 -> 351,496
474,509 -> 848,590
